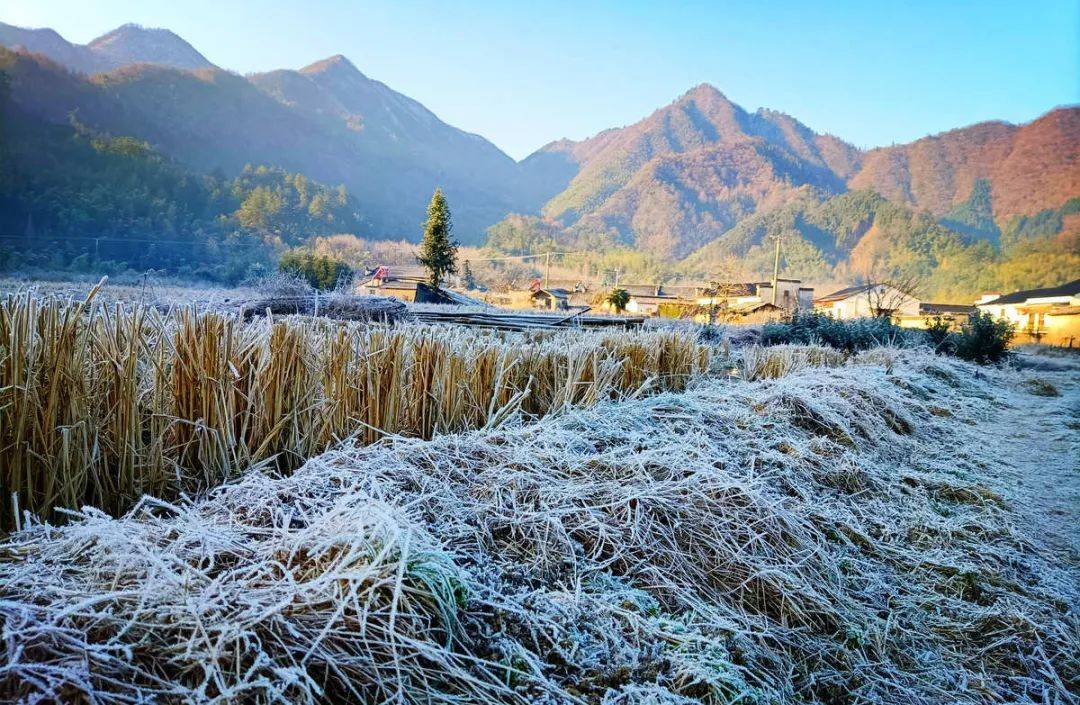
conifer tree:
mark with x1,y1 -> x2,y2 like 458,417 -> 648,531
417,188 -> 458,288
462,260 -> 476,290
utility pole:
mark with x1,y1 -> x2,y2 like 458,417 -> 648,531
771,235 -> 781,306
545,251 -> 551,289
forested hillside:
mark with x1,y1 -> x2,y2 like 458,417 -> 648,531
849,108 -> 1080,219
0,76 -> 362,281
492,86 -> 1079,300
0,42 -> 534,243
681,191 -> 1079,301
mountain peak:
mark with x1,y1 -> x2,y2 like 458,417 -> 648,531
85,23 -> 212,70
680,83 -> 730,103
300,54 -> 363,77
0,22 -> 63,42
89,22 -> 153,40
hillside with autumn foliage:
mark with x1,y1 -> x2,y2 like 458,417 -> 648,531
850,108 -> 1079,220
497,86 -> 1078,299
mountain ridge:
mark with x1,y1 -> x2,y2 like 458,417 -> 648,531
1,20 -> 1077,292
849,107 -> 1079,219
0,21 -> 212,74
510,84 -> 1076,255
0,42 -> 534,241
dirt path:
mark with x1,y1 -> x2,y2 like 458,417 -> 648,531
981,355 -> 1080,565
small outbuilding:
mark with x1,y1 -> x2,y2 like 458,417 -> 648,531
531,287 -> 571,310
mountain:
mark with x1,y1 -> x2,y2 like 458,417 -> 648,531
849,108 -> 1080,220
0,84 -> 363,281
516,84 -> 862,259
0,40 -> 531,241
0,21 -> 212,73
496,86 -> 1078,297
513,85 -> 1079,261
2,20 -> 1077,295
248,55 -> 528,237
85,23 -> 212,71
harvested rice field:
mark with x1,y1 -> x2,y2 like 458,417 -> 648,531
0,293 -> 707,529
0,292 -> 1078,704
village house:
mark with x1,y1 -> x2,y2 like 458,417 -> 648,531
597,278 -> 816,320
696,279 -> 812,310
754,279 -> 814,311
356,265 -> 486,306
531,285 -> 571,310
692,279 -> 814,322
814,283 -> 981,328
626,294 -> 694,317
612,284 -> 692,316
814,283 -> 920,320
356,265 -> 442,303
480,279 -> 591,310
543,279 -> 592,305
484,275 -> 817,320
588,283 -> 702,317
976,278 -> 1080,346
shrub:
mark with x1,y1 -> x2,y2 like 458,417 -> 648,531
760,309 -> 912,353
924,315 -> 953,352
252,269 -> 315,297
948,310 -> 1014,364
760,310 -> 1015,365
606,287 -> 630,313
279,248 -> 353,291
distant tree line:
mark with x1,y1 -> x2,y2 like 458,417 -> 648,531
483,188 -> 1080,302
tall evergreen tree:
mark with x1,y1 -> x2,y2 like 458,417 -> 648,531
462,259 -> 476,290
417,188 -> 458,288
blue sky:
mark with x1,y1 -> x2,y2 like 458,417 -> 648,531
6,0 -> 1078,159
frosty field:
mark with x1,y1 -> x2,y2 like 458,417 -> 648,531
1,325 -> 1076,703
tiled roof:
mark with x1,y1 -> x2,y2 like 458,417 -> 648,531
814,284 -> 876,303
371,264 -> 428,281
535,288 -> 570,298
620,284 -> 665,297
977,279 -> 1080,306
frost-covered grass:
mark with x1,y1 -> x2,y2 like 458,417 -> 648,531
738,344 -> 847,380
0,294 -> 708,530
2,349 -> 1076,704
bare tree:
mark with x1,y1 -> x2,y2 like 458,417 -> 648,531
855,264 -> 923,318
